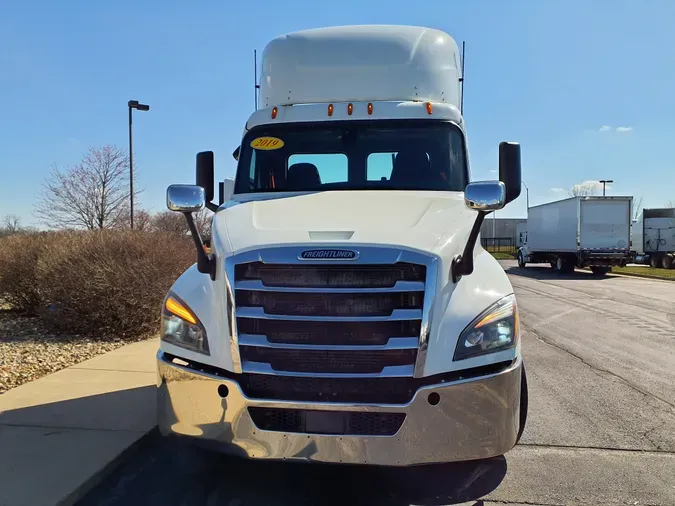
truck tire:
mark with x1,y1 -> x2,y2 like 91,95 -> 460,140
517,252 -> 526,268
591,266 -> 610,276
650,254 -> 660,268
555,256 -> 574,274
662,255 -> 673,270
516,362 -> 528,445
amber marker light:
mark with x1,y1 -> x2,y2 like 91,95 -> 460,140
165,296 -> 197,325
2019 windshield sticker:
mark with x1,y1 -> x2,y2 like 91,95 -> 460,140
250,137 -> 285,150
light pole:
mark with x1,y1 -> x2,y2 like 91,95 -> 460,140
128,100 -> 150,229
599,179 -> 613,197
522,181 -> 529,210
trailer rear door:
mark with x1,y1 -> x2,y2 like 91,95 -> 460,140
579,198 -> 631,250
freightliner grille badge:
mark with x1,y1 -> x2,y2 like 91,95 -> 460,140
299,249 -> 359,260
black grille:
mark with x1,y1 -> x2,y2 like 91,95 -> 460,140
240,374 -> 422,403
248,407 -> 405,436
233,259 -> 426,376
240,347 -> 416,374
235,262 -> 425,288
234,361 -> 514,403
236,290 -> 423,317
237,319 -> 421,346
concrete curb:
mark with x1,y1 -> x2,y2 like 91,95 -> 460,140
606,271 -> 675,282
0,339 -> 159,506
60,427 -> 160,506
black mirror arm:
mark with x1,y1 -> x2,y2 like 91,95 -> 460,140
205,201 -> 219,212
451,211 -> 487,283
183,212 -> 216,280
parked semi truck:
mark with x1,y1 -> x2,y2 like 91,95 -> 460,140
517,196 -> 632,275
631,208 -> 675,269
156,25 -> 528,466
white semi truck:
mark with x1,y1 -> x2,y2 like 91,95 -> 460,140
631,208 -> 675,269
156,25 -> 527,466
517,196 -> 633,275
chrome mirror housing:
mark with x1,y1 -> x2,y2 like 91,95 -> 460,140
464,181 -> 506,212
167,185 -> 206,213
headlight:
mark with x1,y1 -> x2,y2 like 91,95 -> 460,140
453,294 -> 519,361
161,294 -> 209,355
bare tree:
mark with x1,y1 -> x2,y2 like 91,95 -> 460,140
194,209 -> 213,238
34,145 -> 140,230
151,211 -> 188,235
665,200 -> 675,208
568,182 -> 599,197
150,209 -> 213,237
2,215 -> 22,234
133,209 -> 153,231
632,196 -> 644,220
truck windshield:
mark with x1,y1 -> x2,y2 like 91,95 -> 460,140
234,121 -> 468,194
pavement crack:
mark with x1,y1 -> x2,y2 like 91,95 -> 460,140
517,442 -> 675,455
522,324 -> 675,412
641,420 -> 668,451
509,274 -> 673,318
513,283 -> 674,337
486,501 -> 565,506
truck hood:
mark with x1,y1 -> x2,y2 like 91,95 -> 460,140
215,190 -> 476,255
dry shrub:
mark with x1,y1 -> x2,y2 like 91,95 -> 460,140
0,230 -> 196,339
0,232 -> 50,312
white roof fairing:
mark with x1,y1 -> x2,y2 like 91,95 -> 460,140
259,25 -> 462,109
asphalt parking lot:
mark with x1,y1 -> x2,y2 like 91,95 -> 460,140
78,261 -> 675,506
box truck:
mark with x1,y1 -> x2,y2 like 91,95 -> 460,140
631,208 -> 675,269
156,25 -> 528,466
517,196 -> 632,275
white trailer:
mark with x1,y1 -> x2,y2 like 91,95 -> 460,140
631,208 -> 675,269
518,196 -> 632,275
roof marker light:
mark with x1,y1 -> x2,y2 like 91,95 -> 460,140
347,103 -> 353,115
367,103 -> 373,115
426,102 -> 433,115
328,104 -> 334,116
271,107 -> 278,119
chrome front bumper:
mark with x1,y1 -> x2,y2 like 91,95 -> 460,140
157,351 -> 522,466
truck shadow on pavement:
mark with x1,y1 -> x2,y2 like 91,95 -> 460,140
503,264 -> 617,282
78,426 -> 508,506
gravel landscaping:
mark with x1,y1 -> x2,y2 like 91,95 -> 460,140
0,309 -> 148,394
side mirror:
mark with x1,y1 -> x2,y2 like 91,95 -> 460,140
196,151 -> 218,212
166,184 -> 214,279
166,185 -> 205,213
499,141 -> 522,204
464,181 -> 506,212
452,147 -> 519,284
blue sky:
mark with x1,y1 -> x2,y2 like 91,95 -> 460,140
2,0 -> 674,226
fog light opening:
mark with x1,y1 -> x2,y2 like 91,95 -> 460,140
427,392 -> 440,406
217,384 -> 229,398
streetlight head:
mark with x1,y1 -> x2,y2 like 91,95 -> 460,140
128,100 -> 150,111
